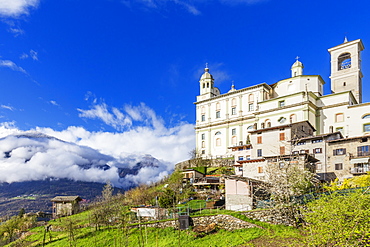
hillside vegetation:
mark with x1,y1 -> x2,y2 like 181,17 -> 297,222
2,171 -> 370,246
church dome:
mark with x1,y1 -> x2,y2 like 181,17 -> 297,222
200,67 -> 213,80
291,60 -> 304,68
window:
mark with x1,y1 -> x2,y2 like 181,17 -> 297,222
231,107 -> 236,115
292,151 -> 299,155
201,150 -> 205,154
329,126 -> 333,133
297,141 -> 306,145
248,94 -> 254,103
313,148 -> 322,154
278,117 -> 286,124
231,98 -> 236,106
279,100 -> 285,107
246,155 -> 250,160
216,103 -> 220,111
279,132 -> 285,141
300,149 -> 309,154
312,139 -> 322,143
364,124 -> 370,132
279,162 -> 285,168
362,114 -> 370,119
215,131 -> 221,135
335,163 -> 343,170
216,111 -> 221,118
201,114 -> 205,122
333,148 -> 346,155
316,163 -> 322,170
258,166 -> 263,173
266,122 -> 271,127
335,113 -> 344,122
358,145 -> 370,157
257,136 -> 262,144
290,114 -> 297,123
247,125 -> 254,130
336,127 -> 344,134
201,141 -> 205,148
248,103 -> 254,111
280,146 -> 285,155
338,53 -> 351,70
261,123 -> 265,129
201,133 -> 205,140
257,149 -> 262,157
232,136 -> 237,145
238,156 -> 244,161
232,128 -> 236,135
216,138 -> 221,146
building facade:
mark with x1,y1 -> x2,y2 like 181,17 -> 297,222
195,39 -> 370,160
195,39 -> 370,182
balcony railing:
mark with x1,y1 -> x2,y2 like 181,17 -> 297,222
350,167 -> 370,174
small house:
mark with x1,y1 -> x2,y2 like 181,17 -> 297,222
51,196 -> 82,218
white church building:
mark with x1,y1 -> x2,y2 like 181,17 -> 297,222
195,39 -> 370,181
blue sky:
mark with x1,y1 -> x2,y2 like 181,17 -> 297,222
0,0 -> 370,164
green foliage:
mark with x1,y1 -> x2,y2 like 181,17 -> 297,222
0,214 -> 36,245
303,189 -> 370,246
324,174 -> 370,191
158,188 -> 177,208
192,166 -> 207,174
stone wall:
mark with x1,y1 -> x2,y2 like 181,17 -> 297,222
241,209 -> 295,226
140,214 -> 260,230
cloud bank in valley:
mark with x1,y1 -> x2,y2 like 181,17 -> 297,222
0,103 -> 195,188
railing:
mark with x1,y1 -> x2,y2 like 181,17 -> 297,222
350,167 -> 370,174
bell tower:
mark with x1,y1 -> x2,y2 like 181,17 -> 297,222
197,65 -> 220,101
328,38 -> 364,103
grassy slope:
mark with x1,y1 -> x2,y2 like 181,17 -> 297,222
8,209 -> 304,247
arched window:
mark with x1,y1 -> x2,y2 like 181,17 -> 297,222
216,138 -> 221,146
248,94 -> 254,103
216,103 -> 220,111
329,126 -> 333,133
247,125 -> 254,130
265,119 -> 271,128
338,53 -> 351,70
231,98 -> 236,106
261,123 -> 265,129
201,141 -> 205,148
362,114 -> 370,119
290,114 -> 297,123
232,136 -> 237,145
215,131 -> 221,135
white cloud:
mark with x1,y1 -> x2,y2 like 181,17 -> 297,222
0,59 -> 27,74
8,27 -> 24,36
50,100 -> 59,106
0,104 -> 195,188
0,0 -> 39,18
20,50 -> 38,60
78,103 -> 132,131
0,105 -> 15,111
30,50 -> 38,60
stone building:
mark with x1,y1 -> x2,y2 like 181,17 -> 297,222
51,196 -> 82,218
326,135 -> 370,181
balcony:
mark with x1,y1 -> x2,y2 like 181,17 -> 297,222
350,167 -> 370,174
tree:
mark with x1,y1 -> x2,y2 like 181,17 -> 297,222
259,155 -> 317,227
303,189 -> 370,246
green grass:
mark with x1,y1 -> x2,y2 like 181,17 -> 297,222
7,208 -> 304,247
